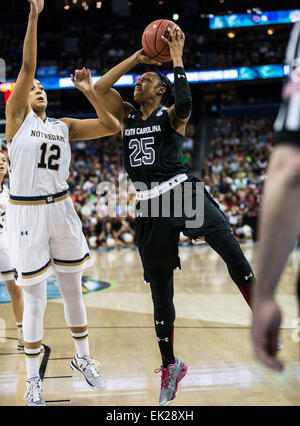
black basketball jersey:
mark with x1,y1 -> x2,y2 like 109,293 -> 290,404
123,106 -> 188,189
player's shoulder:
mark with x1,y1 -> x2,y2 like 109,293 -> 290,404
47,117 -> 62,124
56,117 -> 73,134
7,108 -> 35,144
125,106 -> 138,120
49,116 -> 68,127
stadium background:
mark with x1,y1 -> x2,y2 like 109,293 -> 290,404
0,0 -> 299,250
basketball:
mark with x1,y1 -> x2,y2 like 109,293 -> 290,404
142,19 -> 180,62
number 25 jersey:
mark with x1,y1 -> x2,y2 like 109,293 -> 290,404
123,106 -> 188,189
8,110 -> 70,196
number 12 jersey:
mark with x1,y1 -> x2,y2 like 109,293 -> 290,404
8,110 -> 70,197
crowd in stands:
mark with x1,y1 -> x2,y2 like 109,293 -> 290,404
203,114 -> 275,243
0,17 -> 291,79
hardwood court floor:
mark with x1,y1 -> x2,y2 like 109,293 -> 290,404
0,243 -> 299,406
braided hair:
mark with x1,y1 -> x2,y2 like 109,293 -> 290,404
155,72 -> 174,107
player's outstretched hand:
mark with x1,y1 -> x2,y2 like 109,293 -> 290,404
28,0 -> 44,15
71,68 -> 93,94
161,27 -> 185,61
133,49 -> 162,66
252,299 -> 284,371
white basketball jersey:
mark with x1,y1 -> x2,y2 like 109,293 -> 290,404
0,184 -> 9,234
8,110 -> 71,196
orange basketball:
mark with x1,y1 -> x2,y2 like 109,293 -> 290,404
142,19 -> 180,62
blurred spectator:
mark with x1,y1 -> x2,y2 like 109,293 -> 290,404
203,113 -> 275,242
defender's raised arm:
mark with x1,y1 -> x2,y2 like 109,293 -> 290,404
61,68 -> 120,141
5,0 -> 44,141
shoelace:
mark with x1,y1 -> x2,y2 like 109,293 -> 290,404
24,380 -> 42,403
80,356 -> 101,378
155,367 -> 172,390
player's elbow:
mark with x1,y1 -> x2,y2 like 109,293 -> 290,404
110,122 -> 121,135
94,79 -> 109,95
174,100 -> 192,120
101,119 -> 121,135
21,61 -> 36,74
94,82 -> 103,95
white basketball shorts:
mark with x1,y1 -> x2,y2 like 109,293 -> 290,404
6,195 -> 93,286
0,233 -> 15,281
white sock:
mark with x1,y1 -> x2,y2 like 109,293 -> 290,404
16,322 -> 23,338
71,331 -> 90,358
25,347 -> 41,380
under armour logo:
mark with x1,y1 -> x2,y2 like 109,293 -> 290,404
155,321 -> 165,325
177,74 -> 186,79
245,272 -> 253,281
20,231 -> 28,236
136,212 -> 143,217
157,337 -> 169,342
46,196 -> 54,204
128,114 -> 135,119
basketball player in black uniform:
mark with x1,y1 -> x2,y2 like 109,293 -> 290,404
252,22 -> 300,372
94,27 -> 256,406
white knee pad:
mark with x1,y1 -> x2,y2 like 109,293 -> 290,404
55,271 -> 87,327
22,281 -> 47,343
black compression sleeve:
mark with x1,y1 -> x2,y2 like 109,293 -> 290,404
173,66 -> 192,119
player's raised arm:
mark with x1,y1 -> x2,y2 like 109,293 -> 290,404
93,49 -> 161,124
61,68 -> 120,141
161,28 -> 192,135
5,0 -> 44,137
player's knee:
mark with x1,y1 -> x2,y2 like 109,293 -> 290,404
25,299 -> 44,321
5,280 -> 22,298
207,230 -> 244,265
65,289 -> 82,305
22,282 -> 47,325
145,253 -> 179,284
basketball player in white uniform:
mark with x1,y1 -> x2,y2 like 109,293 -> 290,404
0,152 -> 24,350
5,0 -> 120,406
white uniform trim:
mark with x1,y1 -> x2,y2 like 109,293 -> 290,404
135,173 -> 188,201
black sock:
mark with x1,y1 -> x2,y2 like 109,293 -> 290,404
157,329 -> 175,368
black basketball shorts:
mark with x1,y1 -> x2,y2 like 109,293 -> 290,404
135,176 -> 231,282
